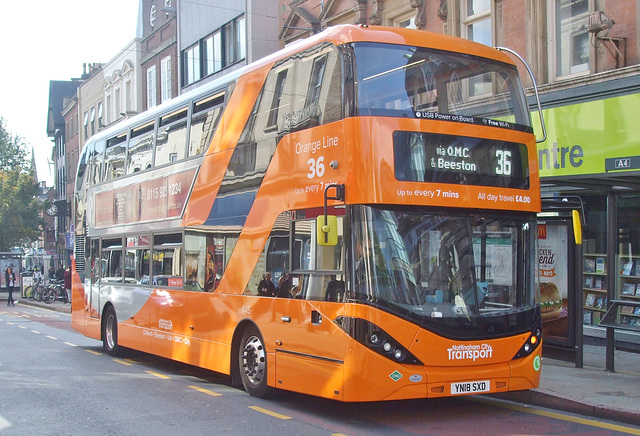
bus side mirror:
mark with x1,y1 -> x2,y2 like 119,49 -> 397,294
572,209 -> 582,245
317,215 -> 338,246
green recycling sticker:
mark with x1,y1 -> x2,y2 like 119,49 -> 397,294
533,355 -> 541,372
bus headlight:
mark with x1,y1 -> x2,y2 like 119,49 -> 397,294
369,332 -> 382,345
512,323 -> 542,360
335,316 -> 423,365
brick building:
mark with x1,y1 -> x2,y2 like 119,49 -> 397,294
140,0 -> 178,109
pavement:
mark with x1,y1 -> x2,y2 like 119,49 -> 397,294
3,294 -> 639,427
495,344 -> 640,427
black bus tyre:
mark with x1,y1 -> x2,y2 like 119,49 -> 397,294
239,325 -> 270,398
102,306 -> 122,357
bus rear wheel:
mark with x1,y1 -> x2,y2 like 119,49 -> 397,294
239,325 -> 270,398
102,306 -> 122,357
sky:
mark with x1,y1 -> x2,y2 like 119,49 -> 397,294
0,1 -> 140,186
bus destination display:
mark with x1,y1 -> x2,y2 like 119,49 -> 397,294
393,131 -> 529,189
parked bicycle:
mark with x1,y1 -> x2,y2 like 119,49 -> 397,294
20,278 -> 69,304
41,279 -> 65,304
51,280 -> 68,304
23,285 -> 34,301
30,278 -> 46,302
31,281 -> 40,302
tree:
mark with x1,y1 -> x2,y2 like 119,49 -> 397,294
0,117 -> 42,251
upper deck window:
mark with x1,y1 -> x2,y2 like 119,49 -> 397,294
127,120 -> 155,174
189,91 -> 225,156
156,107 -> 188,167
104,132 -> 127,181
353,42 -> 532,132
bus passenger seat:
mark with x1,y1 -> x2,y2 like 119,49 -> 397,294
325,280 -> 345,302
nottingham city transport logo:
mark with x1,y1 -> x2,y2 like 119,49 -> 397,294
448,344 -> 493,362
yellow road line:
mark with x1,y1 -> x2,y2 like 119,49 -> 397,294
6,322 -> 13,325
114,358 -> 133,366
85,350 -> 102,356
249,406 -> 292,420
18,326 -> 26,329
189,385 -> 222,397
45,335 -> 57,340
146,370 -> 170,379
473,397 -> 640,435
30,330 -> 41,334
63,342 -> 77,347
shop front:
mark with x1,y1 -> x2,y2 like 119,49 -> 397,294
535,73 -> 640,350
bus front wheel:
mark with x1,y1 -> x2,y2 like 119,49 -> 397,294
239,325 -> 270,398
102,306 -> 122,357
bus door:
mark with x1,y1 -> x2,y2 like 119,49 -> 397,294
273,278 -> 346,399
272,213 -> 346,399
87,238 -> 101,319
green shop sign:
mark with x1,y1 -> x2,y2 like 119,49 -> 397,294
532,93 -> 640,178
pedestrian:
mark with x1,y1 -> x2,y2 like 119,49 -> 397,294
56,265 -> 65,281
5,266 -> 16,306
64,266 -> 72,303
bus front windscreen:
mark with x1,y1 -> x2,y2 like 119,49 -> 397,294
351,205 -> 538,340
353,42 -> 532,132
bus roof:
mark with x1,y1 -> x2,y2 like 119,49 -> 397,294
82,24 -> 515,149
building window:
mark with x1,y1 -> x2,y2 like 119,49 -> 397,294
461,0 -> 493,96
462,0 -> 492,46
181,15 -> 245,87
305,55 -> 327,107
204,30 -> 222,76
115,88 -> 121,118
235,15 -> 247,63
97,102 -> 103,128
90,107 -> 96,136
126,80 -> 133,112
161,56 -> 172,102
147,65 -> 157,108
105,96 -> 111,125
397,17 -> 417,29
552,0 -> 590,78
267,69 -> 288,128
184,43 -> 201,86
218,14 -> 247,66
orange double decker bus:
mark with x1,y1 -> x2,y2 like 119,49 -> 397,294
72,24 -> 544,401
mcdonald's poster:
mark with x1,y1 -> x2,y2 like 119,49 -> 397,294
538,223 -> 569,341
